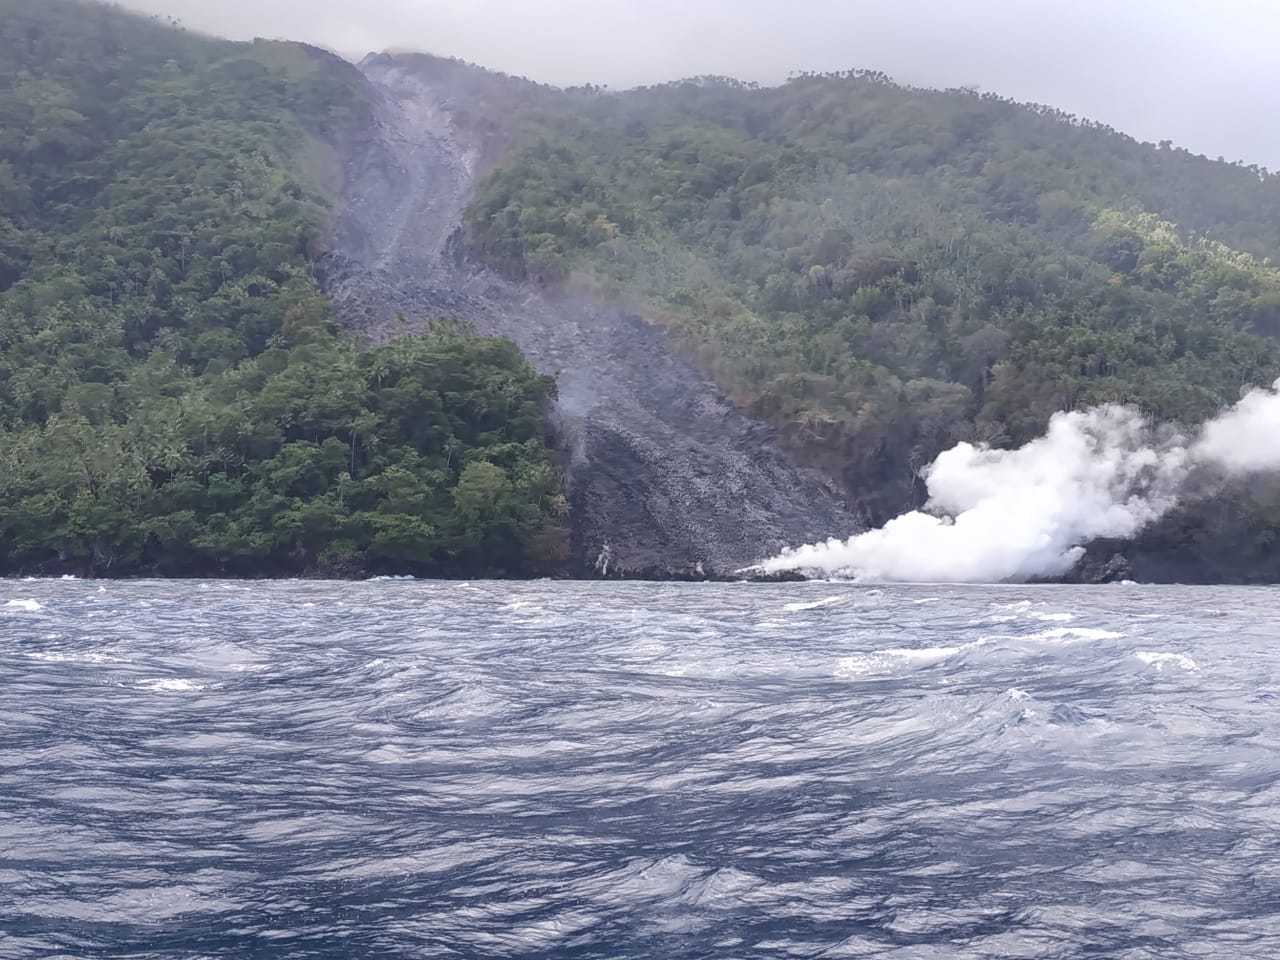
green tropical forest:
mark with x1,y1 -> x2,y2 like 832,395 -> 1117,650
7,1 -> 1280,580
461,69 -> 1280,575
0,0 -> 566,577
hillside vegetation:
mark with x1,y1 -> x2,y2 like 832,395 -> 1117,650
464,71 -> 1280,541
0,1 -> 565,577
7,4 -> 1280,580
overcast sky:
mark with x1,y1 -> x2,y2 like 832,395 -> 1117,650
114,0 -> 1280,169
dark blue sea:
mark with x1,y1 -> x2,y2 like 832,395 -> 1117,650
3,579 -> 1278,958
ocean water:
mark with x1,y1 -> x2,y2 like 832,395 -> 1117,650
2,579 -> 1278,959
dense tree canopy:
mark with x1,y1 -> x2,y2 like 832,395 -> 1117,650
0,1 -> 566,577
463,69 -> 1280,541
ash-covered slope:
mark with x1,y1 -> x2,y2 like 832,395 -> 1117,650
320,54 -> 857,576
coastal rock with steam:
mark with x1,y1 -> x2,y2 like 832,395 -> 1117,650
757,381 -> 1280,582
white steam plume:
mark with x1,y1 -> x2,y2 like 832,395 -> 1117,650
753,379 -> 1280,583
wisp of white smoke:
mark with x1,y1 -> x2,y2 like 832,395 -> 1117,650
1193,380 -> 1280,474
753,379 -> 1280,582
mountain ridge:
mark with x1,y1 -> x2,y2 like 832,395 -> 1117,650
6,0 -> 1280,580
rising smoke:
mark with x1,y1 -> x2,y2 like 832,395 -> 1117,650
753,379 -> 1280,582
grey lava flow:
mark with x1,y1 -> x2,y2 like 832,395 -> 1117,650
318,55 -> 858,578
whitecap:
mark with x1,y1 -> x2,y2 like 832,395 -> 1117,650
3,599 -> 43,611
783,595 -> 844,612
29,650 -> 126,664
1135,651 -> 1200,672
834,645 -> 962,677
833,655 -> 885,677
880,646 -> 962,665
684,865 -> 765,907
136,678 -> 206,692
1029,626 -> 1122,641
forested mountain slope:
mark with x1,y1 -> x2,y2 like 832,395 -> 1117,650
0,1 -> 566,577
458,68 -> 1280,577
7,1 -> 1280,580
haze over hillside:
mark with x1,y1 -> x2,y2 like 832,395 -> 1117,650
113,0 -> 1280,170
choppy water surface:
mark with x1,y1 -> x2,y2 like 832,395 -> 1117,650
3,580 -> 1279,958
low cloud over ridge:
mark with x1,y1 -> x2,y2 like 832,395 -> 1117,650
114,0 -> 1280,169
